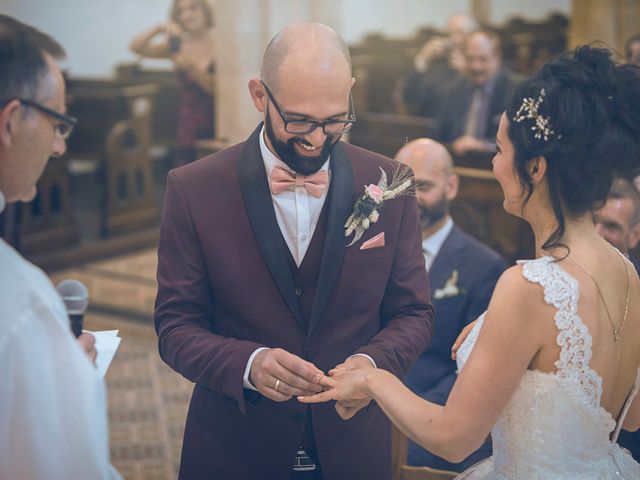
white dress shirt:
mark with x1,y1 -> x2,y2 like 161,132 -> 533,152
242,129 -> 374,390
422,216 -> 454,271
0,194 -> 121,479
259,126 -> 330,266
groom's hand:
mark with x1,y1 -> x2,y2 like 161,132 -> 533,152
331,356 -> 374,419
250,348 -> 324,402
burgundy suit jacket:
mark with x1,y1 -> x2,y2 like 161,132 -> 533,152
154,125 -> 433,480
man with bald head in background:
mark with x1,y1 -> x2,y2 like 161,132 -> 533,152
396,139 -> 504,473
154,23 -> 433,480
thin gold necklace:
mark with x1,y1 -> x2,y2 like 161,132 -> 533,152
568,253 -> 630,341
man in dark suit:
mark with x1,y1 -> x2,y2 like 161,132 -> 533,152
433,30 -> 523,157
396,139 -> 505,472
594,177 -> 640,461
154,23 -> 433,480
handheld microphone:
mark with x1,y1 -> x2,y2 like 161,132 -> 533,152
56,279 -> 89,337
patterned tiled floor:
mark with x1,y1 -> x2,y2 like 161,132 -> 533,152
50,249 -> 158,319
52,249 -> 192,480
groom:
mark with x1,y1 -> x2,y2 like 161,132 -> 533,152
154,23 -> 433,480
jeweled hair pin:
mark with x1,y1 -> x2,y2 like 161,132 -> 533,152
513,88 -> 559,141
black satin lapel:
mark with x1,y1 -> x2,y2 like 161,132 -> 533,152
308,142 -> 354,337
237,124 -> 304,329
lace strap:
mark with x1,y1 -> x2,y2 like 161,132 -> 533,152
611,367 -> 640,442
519,257 -> 602,406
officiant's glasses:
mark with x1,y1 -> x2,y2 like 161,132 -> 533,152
0,98 -> 77,139
261,81 -> 356,136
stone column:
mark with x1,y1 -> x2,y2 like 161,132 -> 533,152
569,0 -> 640,54
213,0 -> 265,145
471,0 -> 492,26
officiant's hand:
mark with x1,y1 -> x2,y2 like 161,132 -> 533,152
451,320 -> 477,360
250,348 -> 324,402
77,332 -> 97,365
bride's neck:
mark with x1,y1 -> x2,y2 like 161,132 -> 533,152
530,210 -> 602,258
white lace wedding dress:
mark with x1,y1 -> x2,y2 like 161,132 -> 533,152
454,256 -> 640,479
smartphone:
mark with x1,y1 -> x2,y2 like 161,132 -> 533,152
169,35 -> 182,54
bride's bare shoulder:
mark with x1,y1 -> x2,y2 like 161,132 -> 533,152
486,263 -> 558,328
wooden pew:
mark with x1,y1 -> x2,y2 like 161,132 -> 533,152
17,156 -> 80,255
451,167 -> 534,264
102,86 -> 159,236
391,424 -> 457,480
115,63 -> 181,149
349,112 -> 436,158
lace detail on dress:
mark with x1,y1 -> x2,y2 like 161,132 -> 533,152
519,256 -> 603,408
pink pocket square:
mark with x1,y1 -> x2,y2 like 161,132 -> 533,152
360,232 -> 385,250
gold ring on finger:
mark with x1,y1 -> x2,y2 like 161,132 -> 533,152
274,378 -> 281,392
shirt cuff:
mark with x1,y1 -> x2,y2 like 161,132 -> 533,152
347,353 -> 377,368
243,347 -> 270,390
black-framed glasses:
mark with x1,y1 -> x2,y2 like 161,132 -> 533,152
0,98 -> 77,139
261,81 -> 356,136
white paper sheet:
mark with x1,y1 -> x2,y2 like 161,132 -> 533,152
86,329 -> 122,378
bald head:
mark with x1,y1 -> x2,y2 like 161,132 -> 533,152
396,139 -> 458,235
447,13 -> 478,48
396,139 -> 453,177
261,23 -> 352,93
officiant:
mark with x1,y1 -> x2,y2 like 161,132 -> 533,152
154,22 -> 433,480
0,15 -> 120,479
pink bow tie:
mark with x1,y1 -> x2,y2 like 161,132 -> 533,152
269,166 -> 329,198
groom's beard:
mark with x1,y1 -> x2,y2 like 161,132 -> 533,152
418,197 -> 447,230
265,111 -> 340,175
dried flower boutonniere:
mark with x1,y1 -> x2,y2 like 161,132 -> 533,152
345,166 -> 415,246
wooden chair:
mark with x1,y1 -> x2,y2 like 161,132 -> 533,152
392,424 -> 458,480
17,156 -> 80,254
102,85 -> 159,236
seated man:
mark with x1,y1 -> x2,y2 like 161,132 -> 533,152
432,30 -> 523,157
0,15 -> 120,479
594,177 -> 640,462
396,138 -> 505,472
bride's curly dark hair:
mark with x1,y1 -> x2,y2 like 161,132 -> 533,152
505,45 -> 640,251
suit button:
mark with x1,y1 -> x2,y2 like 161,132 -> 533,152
295,287 -> 303,296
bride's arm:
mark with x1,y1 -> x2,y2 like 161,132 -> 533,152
622,389 -> 640,432
301,265 -> 547,462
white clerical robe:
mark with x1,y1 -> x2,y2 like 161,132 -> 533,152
0,236 -> 121,480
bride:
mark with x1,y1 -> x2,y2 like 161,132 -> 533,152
300,46 -> 640,478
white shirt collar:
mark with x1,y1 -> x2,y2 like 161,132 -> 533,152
259,125 -> 330,178
422,216 -> 454,259
0,189 -> 5,214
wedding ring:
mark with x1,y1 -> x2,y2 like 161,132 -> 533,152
274,379 -> 281,392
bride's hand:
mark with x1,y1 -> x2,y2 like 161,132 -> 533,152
452,320 -> 477,360
298,367 -> 372,405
